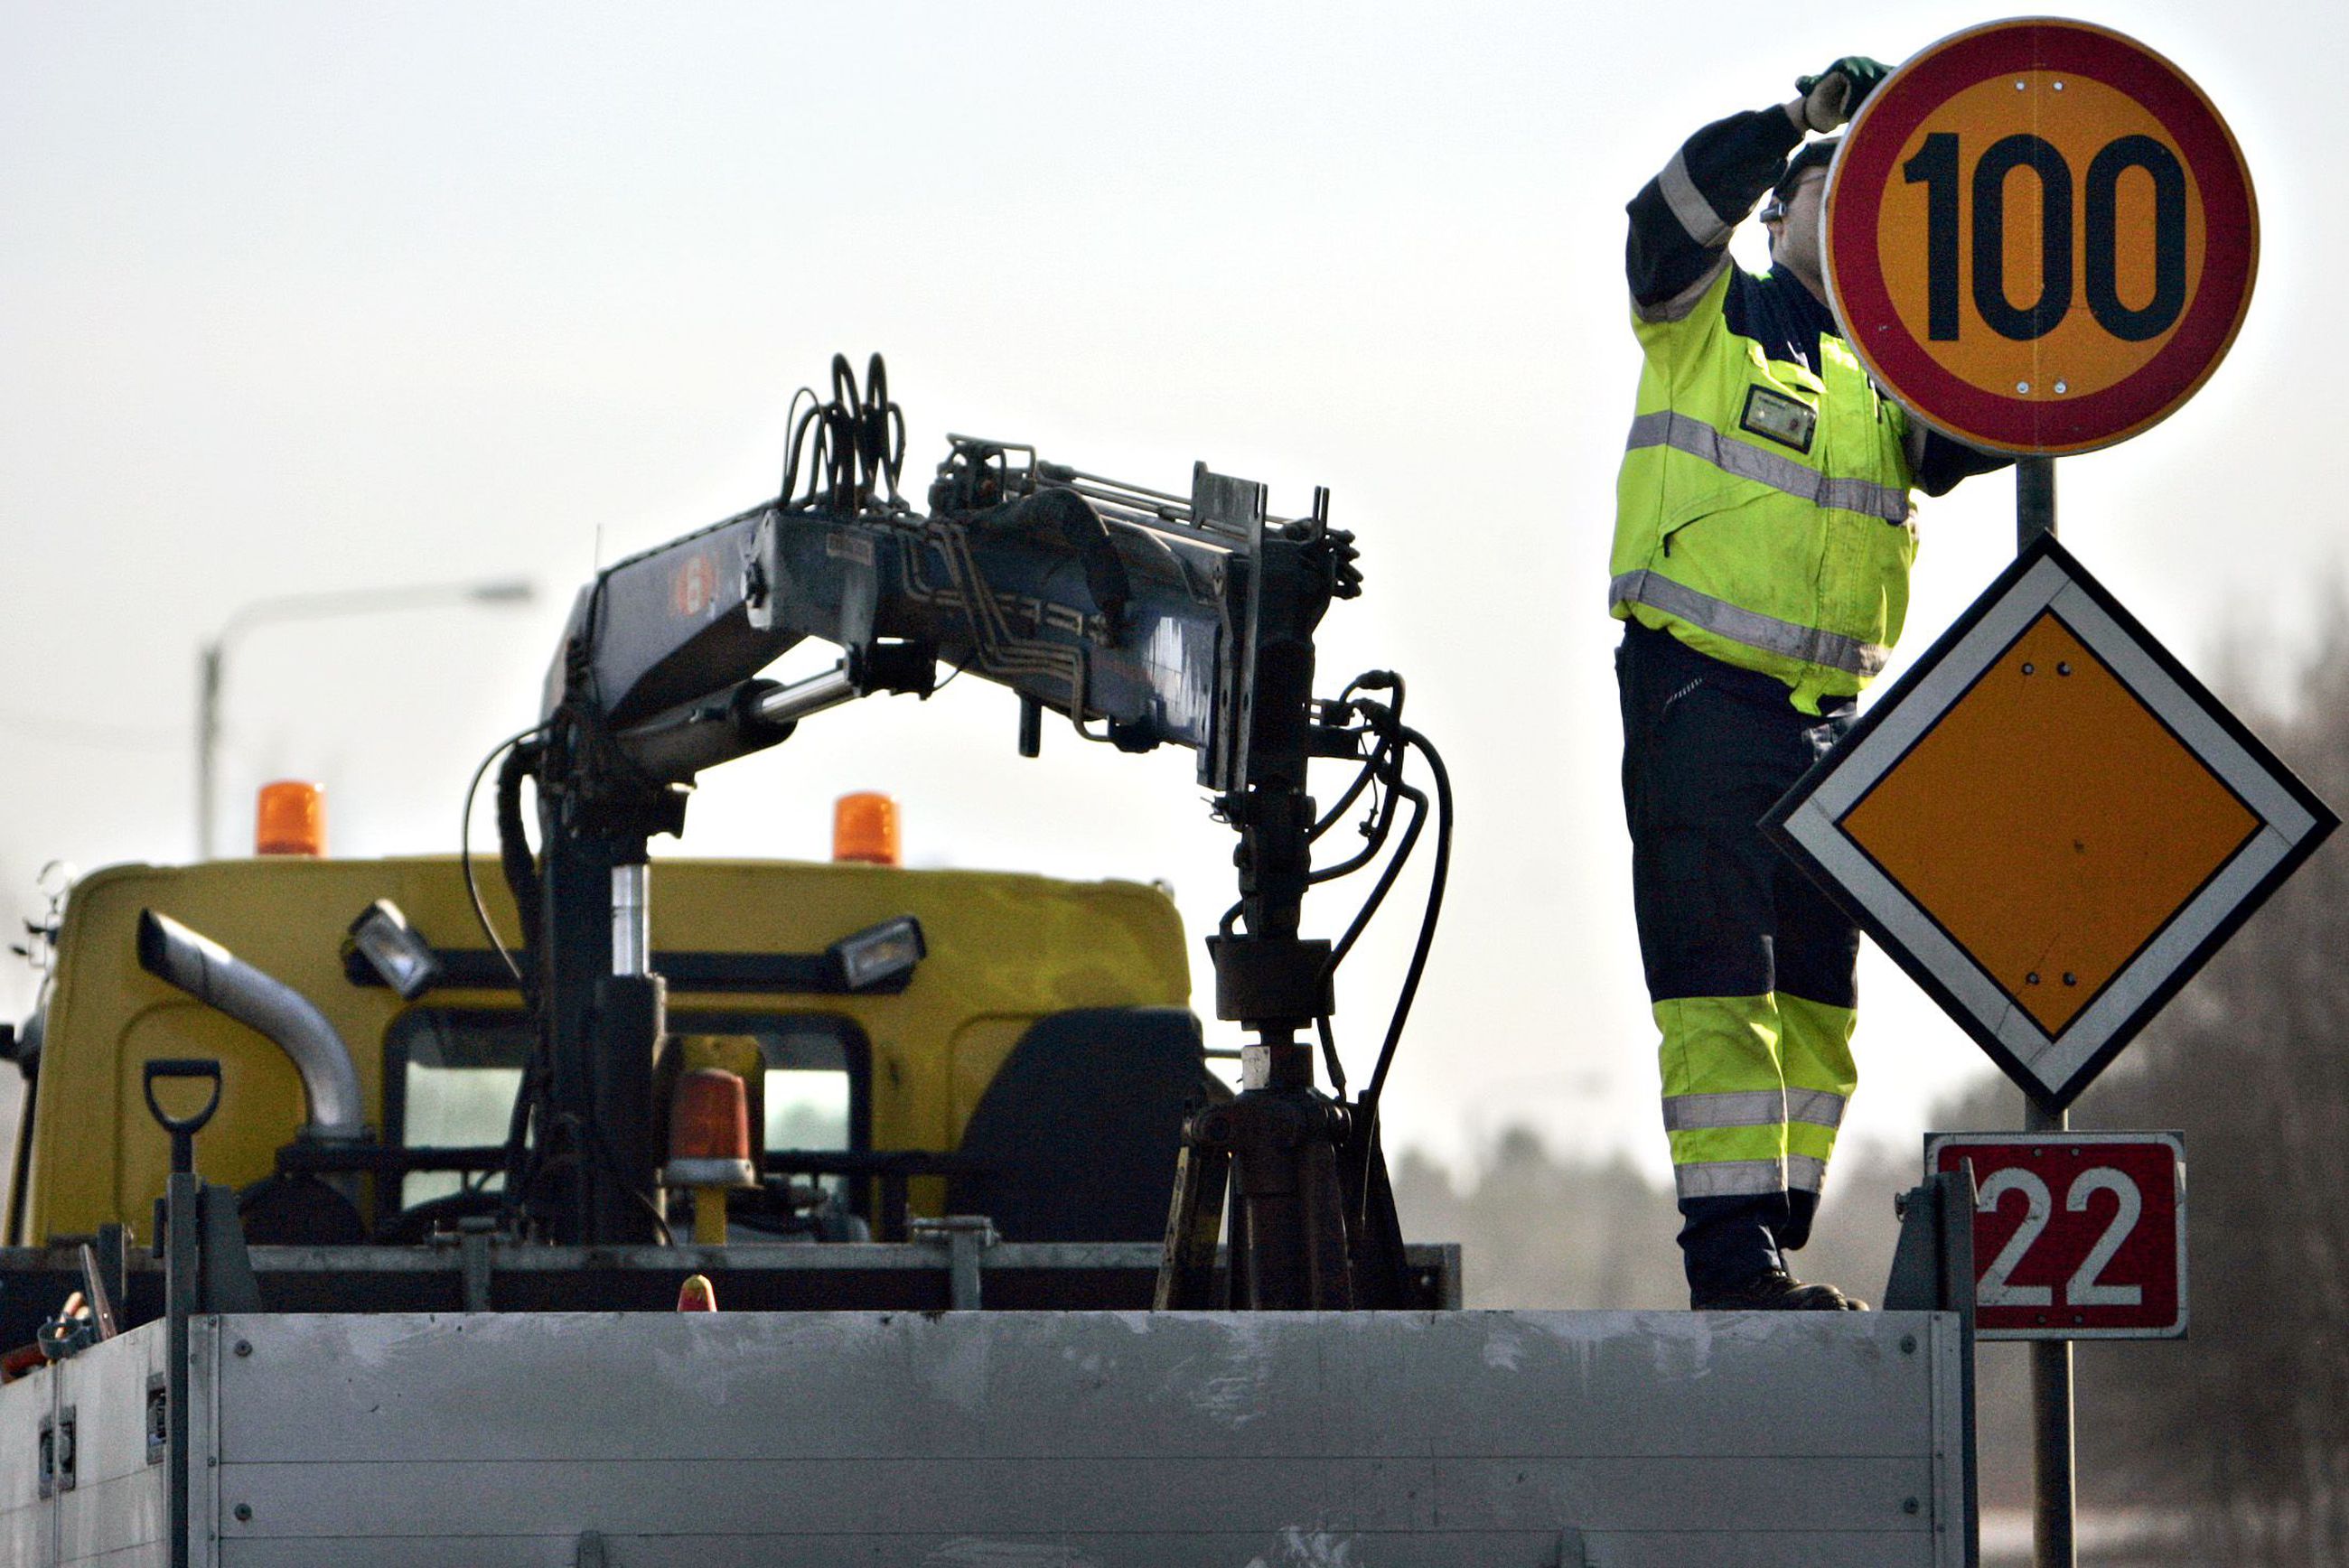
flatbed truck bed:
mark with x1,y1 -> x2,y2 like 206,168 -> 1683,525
5,1303 -> 1972,1567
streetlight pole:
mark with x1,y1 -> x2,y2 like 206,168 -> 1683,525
195,578 -> 535,858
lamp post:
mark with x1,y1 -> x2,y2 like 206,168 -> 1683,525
196,578 -> 535,858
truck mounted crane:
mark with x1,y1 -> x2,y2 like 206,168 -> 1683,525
498,352 -> 1443,1308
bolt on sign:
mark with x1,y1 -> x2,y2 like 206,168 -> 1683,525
1764,536 -> 2335,1109
1929,1134 -> 2185,1339
1825,18 -> 2258,453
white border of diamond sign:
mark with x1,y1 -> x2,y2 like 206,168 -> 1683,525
1764,534 -> 2335,1110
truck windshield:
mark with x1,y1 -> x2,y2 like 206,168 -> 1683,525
383,1008 -> 868,1211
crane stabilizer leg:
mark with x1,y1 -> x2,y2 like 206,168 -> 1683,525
1155,805 -> 1412,1310
1156,817 -> 1408,1311
1153,1133 -> 1231,1309
1153,503 -> 1410,1312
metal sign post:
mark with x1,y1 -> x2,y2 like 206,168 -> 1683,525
2007,453 -> 2073,1566
2017,455 -> 2073,1567
2026,1097 -> 2078,1568
2025,453 -> 2071,1568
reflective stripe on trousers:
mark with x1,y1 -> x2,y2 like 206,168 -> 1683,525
1655,993 -> 1857,1204
1675,1154 -> 1830,1200
1663,1087 -> 1849,1131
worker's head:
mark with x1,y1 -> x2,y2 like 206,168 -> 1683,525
1761,138 -> 1839,298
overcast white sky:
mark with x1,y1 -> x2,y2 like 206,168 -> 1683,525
4,1 -> 2336,1190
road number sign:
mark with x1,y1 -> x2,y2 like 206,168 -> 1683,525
1930,1133 -> 2185,1339
1826,19 -> 2257,453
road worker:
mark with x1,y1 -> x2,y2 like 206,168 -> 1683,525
1609,58 -> 2011,1310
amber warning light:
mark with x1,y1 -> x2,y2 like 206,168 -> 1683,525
833,791 -> 900,865
664,1068 -> 758,1246
255,781 -> 326,856
665,1069 -> 755,1186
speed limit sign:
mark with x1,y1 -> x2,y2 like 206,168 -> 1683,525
1930,1132 -> 2186,1339
1827,20 -> 2257,453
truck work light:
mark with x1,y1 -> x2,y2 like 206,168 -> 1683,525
828,916 -> 927,993
344,899 -> 441,1001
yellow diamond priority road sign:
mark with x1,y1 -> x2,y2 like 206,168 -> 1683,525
1764,537 -> 2335,1109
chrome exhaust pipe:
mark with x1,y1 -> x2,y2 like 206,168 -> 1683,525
136,909 -> 366,1143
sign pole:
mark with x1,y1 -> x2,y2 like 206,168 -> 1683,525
2024,1097 -> 2078,1567
2017,453 -> 2076,1568
2017,457 -> 2055,549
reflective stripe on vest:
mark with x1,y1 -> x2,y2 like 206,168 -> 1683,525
1786,1089 -> 1847,1129
1609,570 -> 1889,678
1610,265 -> 1919,705
1625,411 -> 1912,524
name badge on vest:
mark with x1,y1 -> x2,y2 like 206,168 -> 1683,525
1739,386 -> 1817,453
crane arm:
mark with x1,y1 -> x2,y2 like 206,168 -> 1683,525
505,356 -> 1382,1260
541,415 -> 1355,803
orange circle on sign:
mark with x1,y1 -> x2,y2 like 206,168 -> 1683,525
1826,19 -> 2256,454
1876,72 -> 2207,402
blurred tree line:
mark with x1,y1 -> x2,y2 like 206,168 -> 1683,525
1396,619 -> 2349,1565
2055,614 -> 2349,1564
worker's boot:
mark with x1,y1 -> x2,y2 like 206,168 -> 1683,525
1691,1268 -> 1868,1311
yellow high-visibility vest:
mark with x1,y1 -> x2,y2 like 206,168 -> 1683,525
1610,266 -> 1919,714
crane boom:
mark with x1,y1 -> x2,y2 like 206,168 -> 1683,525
501,356 -> 1408,1311
543,425 -> 1352,795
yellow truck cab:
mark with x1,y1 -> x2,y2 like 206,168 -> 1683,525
6,853 -> 1203,1260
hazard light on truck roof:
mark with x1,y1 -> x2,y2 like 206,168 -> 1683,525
833,791 -> 899,865
255,780 -> 326,856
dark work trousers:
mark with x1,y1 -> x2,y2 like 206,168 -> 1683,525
1615,619 -> 1861,1299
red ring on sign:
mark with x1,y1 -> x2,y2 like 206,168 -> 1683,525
1828,20 -> 2257,453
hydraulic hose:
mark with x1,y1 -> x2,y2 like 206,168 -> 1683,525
495,735 -> 544,971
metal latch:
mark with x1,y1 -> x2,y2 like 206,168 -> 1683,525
910,1215 -> 997,1310
147,1372 -> 169,1465
37,1405 -> 75,1498
430,1214 -> 501,1312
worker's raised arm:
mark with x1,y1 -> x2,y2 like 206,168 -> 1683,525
1624,106 -> 1804,319
1625,58 -> 1890,321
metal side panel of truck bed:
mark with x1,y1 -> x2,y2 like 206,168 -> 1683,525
1,1307 -> 1971,1568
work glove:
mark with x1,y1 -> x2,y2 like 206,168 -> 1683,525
1793,56 -> 1890,131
